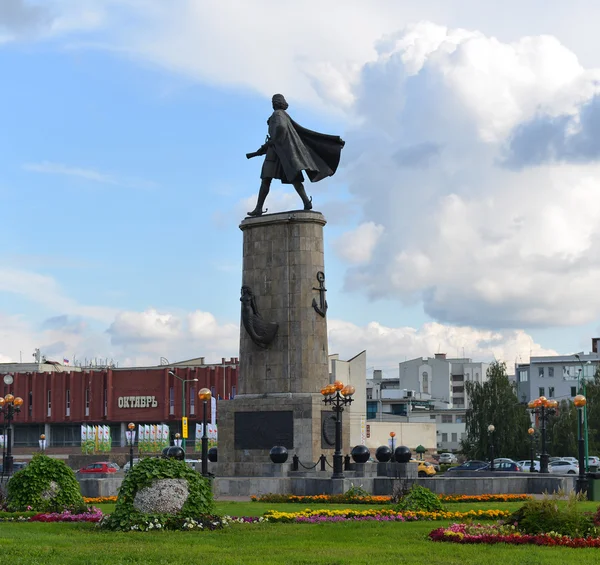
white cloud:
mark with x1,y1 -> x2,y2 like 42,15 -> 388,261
333,222 -> 384,264
328,319 -> 557,373
23,161 -> 156,189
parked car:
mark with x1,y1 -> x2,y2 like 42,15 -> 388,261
548,460 -> 578,474
517,460 -> 541,472
477,460 -> 523,472
438,453 -> 457,464
558,457 -> 579,465
123,458 -> 140,472
78,462 -> 118,474
411,459 -> 436,477
588,456 -> 600,468
445,460 -> 488,472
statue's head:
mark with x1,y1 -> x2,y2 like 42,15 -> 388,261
272,94 -> 288,110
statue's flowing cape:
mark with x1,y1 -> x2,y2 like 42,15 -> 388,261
269,109 -> 345,183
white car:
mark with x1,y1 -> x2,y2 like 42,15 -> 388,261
438,453 -> 457,464
548,460 -> 578,474
517,460 -> 540,472
559,457 -> 579,465
123,458 -> 140,472
588,456 -> 600,468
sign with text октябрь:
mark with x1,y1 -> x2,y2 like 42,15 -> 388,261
118,396 -> 158,408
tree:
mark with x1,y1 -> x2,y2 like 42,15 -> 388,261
461,361 -> 531,461
548,400 -> 577,457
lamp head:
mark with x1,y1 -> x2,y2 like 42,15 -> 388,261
128,422 -> 135,430
574,394 -> 587,408
198,388 -> 212,402
487,424 -> 495,433
528,427 -> 535,435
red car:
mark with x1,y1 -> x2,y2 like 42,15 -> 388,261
78,462 -> 119,474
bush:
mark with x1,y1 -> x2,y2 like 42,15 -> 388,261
101,456 -> 214,531
510,493 -> 596,538
6,454 -> 85,513
394,484 -> 445,512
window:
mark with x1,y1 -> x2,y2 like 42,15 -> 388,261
519,370 -> 528,382
539,387 -> 545,397
210,386 -> 216,399
548,387 -> 555,398
231,386 -> 236,399
366,401 -> 378,420
104,389 -> 107,416
548,367 -> 554,378
366,389 -> 373,400
563,366 -> 577,378
451,433 -> 458,442
85,389 -> 90,417
190,386 -> 196,415
65,389 -> 70,417
28,391 -> 32,416
430,414 -> 436,420
441,433 -> 448,442
475,373 -> 479,378
455,416 -> 463,423
422,371 -> 429,394
571,387 -> 577,397
169,387 -> 175,415
47,390 -> 51,417
441,414 -> 453,423
538,367 -> 544,378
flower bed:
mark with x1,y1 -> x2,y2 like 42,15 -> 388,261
430,523 -> 600,548
30,508 -> 104,523
83,496 -> 117,504
264,508 -> 509,523
251,493 -> 531,505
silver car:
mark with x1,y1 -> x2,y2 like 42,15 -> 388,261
548,460 -> 578,474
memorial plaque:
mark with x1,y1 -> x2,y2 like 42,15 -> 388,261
234,411 -> 293,449
321,412 -> 336,448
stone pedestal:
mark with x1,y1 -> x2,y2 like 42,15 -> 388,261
218,211 -> 349,476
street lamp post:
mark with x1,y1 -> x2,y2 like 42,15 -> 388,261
321,381 -> 355,479
574,395 -> 588,494
0,392 -> 23,475
527,427 -> 536,473
39,434 -> 47,453
390,431 -> 396,454
126,422 -> 136,472
198,388 -> 212,477
169,371 -> 199,451
487,424 -> 495,471
174,433 -> 182,447
528,396 -> 558,473
574,355 -> 591,473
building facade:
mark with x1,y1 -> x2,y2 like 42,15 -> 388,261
1,357 -> 238,450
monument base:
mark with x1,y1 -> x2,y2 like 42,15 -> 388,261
216,392 -> 350,477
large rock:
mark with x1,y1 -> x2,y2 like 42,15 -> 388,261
133,479 -> 189,514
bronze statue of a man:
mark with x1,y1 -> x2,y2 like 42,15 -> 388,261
246,94 -> 345,217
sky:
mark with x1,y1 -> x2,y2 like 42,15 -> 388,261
2,0 -> 600,375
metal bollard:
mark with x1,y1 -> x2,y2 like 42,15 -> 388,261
320,454 -> 326,471
292,453 -> 299,471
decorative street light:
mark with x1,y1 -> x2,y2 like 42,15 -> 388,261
574,355 -> 591,472
321,381 -> 355,479
174,433 -> 182,448
390,431 -> 396,454
169,371 -> 199,451
574,395 -> 588,494
198,388 -> 212,477
39,434 -> 47,452
528,396 -> 558,473
126,422 -> 136,472
0,391 -> 23,475
527,427 -> 536,473
487,424 -> 496,471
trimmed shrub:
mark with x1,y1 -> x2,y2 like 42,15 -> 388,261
6,454 -> 85,512
394,484 -> 445,512
101,456 -> 213,531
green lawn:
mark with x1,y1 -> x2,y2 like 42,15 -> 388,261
3,520 -> 600,565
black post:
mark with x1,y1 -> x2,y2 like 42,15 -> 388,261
292,453 -> 299,471
540,406 -> 549,474
489,439 -> 495,471
320,454 -> 326,471
201,400 -> 208,477
129,441 -> 134,473
5,424 -> 13,476
332,404 -> 343,478
529,436 -> 535,473
577,408 -> 588,494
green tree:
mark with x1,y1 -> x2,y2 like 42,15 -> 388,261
461,361 -> 531,461
548,400 -> 577,457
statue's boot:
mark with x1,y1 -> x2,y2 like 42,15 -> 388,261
294,182 -> 313,210
247,180 -> 271,217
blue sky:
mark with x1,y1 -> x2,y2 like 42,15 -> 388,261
2,1 -> 600,372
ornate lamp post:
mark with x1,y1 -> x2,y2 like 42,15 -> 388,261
527,427 -> 536,472
574,355 -> 591,472
0,392 -> 23,475
487,424 -> 495,471
169,371 -> 198,451
126,422 -> 136,472
528,396 -> 558,473
574,395 -> 588,494
39,434 -> 47,452
321,381 -> 355,479
174,433 -> 182,447
198,388 -> 212,477
390,431 -> 396,454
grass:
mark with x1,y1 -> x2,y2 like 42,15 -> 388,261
4,499 -> 600,564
